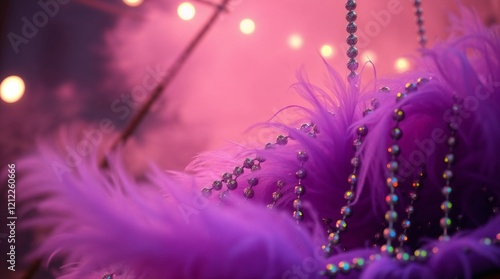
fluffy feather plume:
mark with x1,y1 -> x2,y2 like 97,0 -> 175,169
18,7 -> 500,279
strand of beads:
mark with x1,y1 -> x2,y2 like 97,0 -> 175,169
201,157 -> 264,201
382,81 -> 422,255
397,167 -> 425,260
293,151 -> 309,222
322,124 -> 368,256
323,232 -> 500,278
440,100 -> 459,241
345,0 -> 359,79
267,180 -> 286,209
414,0 -> 427,48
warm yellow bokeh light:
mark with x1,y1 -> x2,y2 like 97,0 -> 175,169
395,57 -> 411,72
240,18 -> 255,35
320,44 -> 335,58
0,76 -> 25,103
361,50 -> 377,63
123,0 -> 143,7
178,2 -> 196,21
288,34 -> 303,49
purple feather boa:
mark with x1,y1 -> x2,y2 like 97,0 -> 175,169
17,7 -> 500,279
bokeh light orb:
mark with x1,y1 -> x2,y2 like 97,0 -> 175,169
395,57 -> 411,72
123,0 -> 143,7
320,44 -> 335,58
288,34 -> 303,49
178,2 -> 196,21
240,18 -> 255,35
0,75 -> 25,103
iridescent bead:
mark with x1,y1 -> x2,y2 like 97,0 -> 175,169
293,210 -> 304,221
406,205 -> 414,214
325,263 -> 339,277
341,206 -> 352,217
222,172 -> 233,182
201,187 -> 212,198
251,164 -> 261,172
388,144 -> 400,156
351,157 -> 360,168
381,244 -> 395,255
363,108 -> 373,117
272,191 -> 282,201
243,187 -> 255,199
322,244 -> 333,256
352,257 -> 365,269
396,92 -> 406,102
353,138 -> 362,151
300,123 -> 311,131
370,98 -> 380,109
346,34 -> 358,45
447,136 -> 457,146
482,238 -> 492,246
345,22 -> 358,34
391,127 -> 403,140
401,219 -> 411,229
398,233 -> 408,243
387,161 -> 399,172
102,275 -> 114,279
293,198 -> 302,208
385,194 -> 398,205
256,156 -> 266,162
233,166 -> 244,177
227,180 -> 238,190
417,77 -> 430,85
409,191 -> 418,200
276,135 -> 288,145
441,201 -> 452,212
347,58 -> 359,71
444,153 -> 455,164
346,46 -> 358,58
385,210 -> 398,222
243,158 -> 254,168
396,252 -> 410,262
348,174 -> 357,185
294,185 -> 305,195
335,220 -> 347,231
264,142 -> 274,149
345,0 -> 357,11
412,180 -> 421,188
344,190 -> 355,201
328,232 -> 340,244
297,151 -> 309,162
442,186 -> 452,196
346,10 -> 357,22
448,121 -> 459,131
247,177 -> 259,186
276,180 -> 286,189
440,217 -> 451,228
295,168 -> 307,179
414,249 -> 428,260
393,108 -> 405,121
386,176 -> 399,188
443,170 -> 453,180
357,125 -> 368,136
212,180 -> 223,191
379,86 -> 391,93
405,82 -> 418,93
338,261 -> 350,273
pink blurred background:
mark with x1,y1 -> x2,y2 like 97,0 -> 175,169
0,0 -> 498,172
